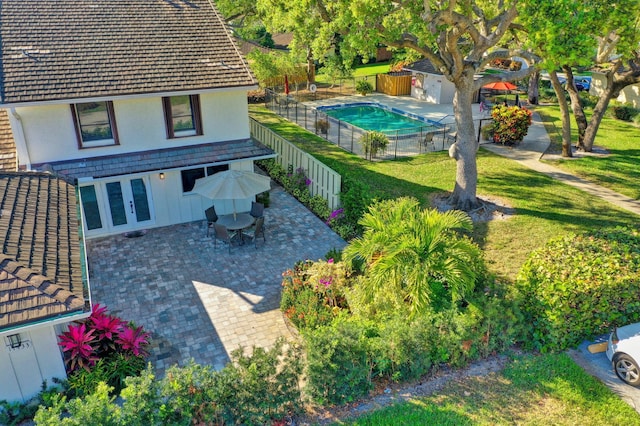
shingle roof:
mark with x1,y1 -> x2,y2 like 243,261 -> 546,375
0,172 -> 87,330
404,59 -> 442,75
31,138 -> 275,181
0,110 -> 17,171
0,0 -> 256,105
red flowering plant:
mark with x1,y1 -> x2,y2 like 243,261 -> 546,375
490,105 -> 533,145
58,304 -> 151,394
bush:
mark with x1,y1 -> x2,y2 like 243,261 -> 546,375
355,80 -> 374,95
611,104 -> 639,121
35,340 -> 303,425
280,259 -> 350,331
490,105 -> 533,144
304,318 -> 374,405
517,227 -> 640,352
359,131 -> 389,158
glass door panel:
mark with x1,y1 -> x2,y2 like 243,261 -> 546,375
79,185 -> 103,230
106,182 -> 127,226
130,179 -> 151,222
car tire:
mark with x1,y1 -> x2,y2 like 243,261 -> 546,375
613,353 -> 640,387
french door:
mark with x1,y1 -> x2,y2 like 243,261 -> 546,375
80,177 -> 154,235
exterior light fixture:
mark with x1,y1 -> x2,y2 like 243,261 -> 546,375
159,172 -> 165,180
7,333 -> 21,349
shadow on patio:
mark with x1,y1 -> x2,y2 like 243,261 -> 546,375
87,185 -> 346,376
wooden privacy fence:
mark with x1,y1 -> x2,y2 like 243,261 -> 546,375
376,72 -> 412,96
250,118 -> 342,211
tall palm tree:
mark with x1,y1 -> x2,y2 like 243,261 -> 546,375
343,197 -> 483,318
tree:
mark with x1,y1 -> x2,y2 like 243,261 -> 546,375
280,0 -> 537,210
342,198 -> 483,318
573,2 -> 640,152
522,0 -> 640,154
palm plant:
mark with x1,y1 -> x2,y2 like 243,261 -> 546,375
343,197 -> 483,318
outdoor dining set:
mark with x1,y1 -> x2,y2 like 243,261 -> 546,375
205,202 -> 266,252
189,168 -> 271,253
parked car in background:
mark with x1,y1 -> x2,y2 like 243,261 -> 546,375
557,76 -> 592,91
607,323 -> 640,386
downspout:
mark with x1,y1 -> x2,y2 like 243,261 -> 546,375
8,107 -> 31,170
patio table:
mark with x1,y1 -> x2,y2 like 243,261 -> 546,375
217,213 -> 255,243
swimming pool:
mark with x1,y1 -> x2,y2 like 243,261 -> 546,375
318,102 -> 440,134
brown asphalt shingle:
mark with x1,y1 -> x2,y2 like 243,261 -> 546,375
0,172 -> 87,330
0,0 -> 256,105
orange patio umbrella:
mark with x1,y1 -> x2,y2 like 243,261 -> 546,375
482,81 -> 517,91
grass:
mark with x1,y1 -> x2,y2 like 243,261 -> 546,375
338,353 -> 640,425
315,62 -> 391,84
537,104 -> 640,200
249,105 -> 640,280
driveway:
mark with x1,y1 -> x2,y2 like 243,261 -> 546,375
568,336 -> 640,414
87,185 -> 346,376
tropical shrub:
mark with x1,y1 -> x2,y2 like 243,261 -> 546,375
343,197 -> 485,318
490,105 -> 533,144
35,340 -> 302,425
355,80 -> 374,96
58,304 -> 150,396
280,259 -> 350,331
517,227 -> 640,352
359,131 -> 389,158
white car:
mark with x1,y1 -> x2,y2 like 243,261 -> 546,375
607,323 -> 640,386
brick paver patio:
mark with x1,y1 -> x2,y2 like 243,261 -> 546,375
87,185 -> 346,375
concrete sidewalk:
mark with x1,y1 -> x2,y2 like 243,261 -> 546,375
482,111 -> 640,216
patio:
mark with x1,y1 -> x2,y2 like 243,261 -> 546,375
87,184 -> 346,375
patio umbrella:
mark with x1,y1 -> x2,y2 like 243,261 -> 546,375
192,170 -> 271,219
482,81 -> 517,91
284,75 -> 290,95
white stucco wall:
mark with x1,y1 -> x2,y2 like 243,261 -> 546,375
15,89 -> 250,165
0,326 -> 67,402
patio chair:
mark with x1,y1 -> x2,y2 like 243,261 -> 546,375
213,223 -> 237,253
205,206 -> 218,237
250,201 -> 264,219
243,217 -> 265,248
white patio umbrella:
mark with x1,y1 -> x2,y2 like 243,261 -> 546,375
191,170 -> 271,219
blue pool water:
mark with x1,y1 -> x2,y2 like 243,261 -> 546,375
318,103 -> 440,134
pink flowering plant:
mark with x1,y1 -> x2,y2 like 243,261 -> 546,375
490,105 -> 533,145
58,304 -> 150,395
280,259 -> 350,331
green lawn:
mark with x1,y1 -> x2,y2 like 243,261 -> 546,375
315,62 -> 391,84
537,105 -> 640,200
338,353 -> 640,425
250,105 -> 639,280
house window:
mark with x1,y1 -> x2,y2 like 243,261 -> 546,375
181,164 -> 228,193
163,95 -> 203,138
71,101 -> 119,148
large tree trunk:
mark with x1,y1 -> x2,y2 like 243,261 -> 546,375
448,74 -> 481,211
306,48 -> 315,87
549,70 -> 573,157
528,70 -> 540,105
563,67 -> 587,150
